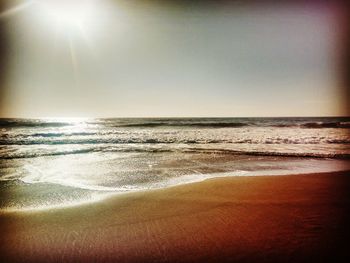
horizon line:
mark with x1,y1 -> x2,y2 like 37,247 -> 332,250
0,115 -> 349,119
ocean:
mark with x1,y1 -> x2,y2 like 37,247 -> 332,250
1,117 -> 349,212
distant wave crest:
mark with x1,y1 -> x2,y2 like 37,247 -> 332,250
300,122 -> 350,129
0,119 -> 71,128
117,122 -> 249,128
1,119 -> 350,129
1,137 -> 349,145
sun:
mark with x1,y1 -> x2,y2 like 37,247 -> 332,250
0,0 -> 114,89
37,0 -> 97,30
30,0 -> 103,86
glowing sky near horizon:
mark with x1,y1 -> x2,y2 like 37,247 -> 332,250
0,0 -> 347,117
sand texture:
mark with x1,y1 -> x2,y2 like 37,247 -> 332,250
1,171 -> 350,262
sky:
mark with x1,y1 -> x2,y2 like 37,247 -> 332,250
0,0 -> 348,117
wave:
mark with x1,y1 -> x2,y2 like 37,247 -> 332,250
182,148 -> 350,159
112,120 -> 350,129
1,137 -> 349,145
300,122 -> 350,129
117,122 -> 249,128
269,122 -> 350,128
0,148 -> 99,159
0,119 -> 71,128
1,146 -> 349,160
1,118 -> 350,129
30,132 -> 97,137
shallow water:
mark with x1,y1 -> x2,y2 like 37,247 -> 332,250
1,117 -> 349,212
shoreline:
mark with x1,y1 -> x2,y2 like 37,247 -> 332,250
1,170 -> 350,262
2,163 -> 350,214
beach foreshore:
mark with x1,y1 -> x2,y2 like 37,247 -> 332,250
1,171 -> 349,263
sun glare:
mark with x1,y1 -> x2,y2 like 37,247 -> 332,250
37,0 -> 97,30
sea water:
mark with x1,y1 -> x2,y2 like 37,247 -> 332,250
1,117 -> 349,212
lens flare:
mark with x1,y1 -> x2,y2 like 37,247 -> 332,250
37,0 -> 97,30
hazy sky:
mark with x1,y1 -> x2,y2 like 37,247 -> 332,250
0,0 -> 348,117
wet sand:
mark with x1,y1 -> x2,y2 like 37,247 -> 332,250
1,171 -> 350,262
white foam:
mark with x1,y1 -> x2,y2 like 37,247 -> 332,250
3,158 -> 347,213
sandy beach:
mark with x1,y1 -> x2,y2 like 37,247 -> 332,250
1,0 -> 349,261
0,171 -> 349,262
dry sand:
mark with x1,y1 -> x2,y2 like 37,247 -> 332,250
1,171 -> 350,262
